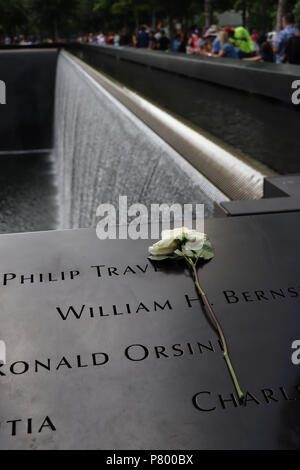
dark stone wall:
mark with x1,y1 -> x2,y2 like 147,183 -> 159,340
0,49 -> 58,151
69,44 -> 300,105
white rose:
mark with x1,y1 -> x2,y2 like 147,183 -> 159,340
161,226 -> 193,241
184,231 -> 206,251
149,227 -> 206,256
148,237 -> 178,256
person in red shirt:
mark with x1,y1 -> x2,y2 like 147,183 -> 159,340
251,29 -> 259,43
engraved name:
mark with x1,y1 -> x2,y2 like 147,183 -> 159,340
0,416 -> 56,436
0,263 -> 158,288
192,385 -> 300,412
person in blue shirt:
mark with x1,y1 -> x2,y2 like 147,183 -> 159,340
221,42 -> 239,59
212,36 -> 221,54
211,31 -> 239,59
137,26 -> 149,48
273,12 -> 298,63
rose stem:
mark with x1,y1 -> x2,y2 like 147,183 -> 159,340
187,258 -> 244,400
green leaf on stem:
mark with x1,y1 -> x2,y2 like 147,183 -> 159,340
195,239 -> 214,261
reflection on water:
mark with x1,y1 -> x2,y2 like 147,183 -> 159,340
0,152 -> 57,234
74,49 -> 300,174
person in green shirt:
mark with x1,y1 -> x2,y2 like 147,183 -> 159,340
230,26 -> 255,58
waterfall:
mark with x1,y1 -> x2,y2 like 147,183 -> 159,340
54,51 -> 227,230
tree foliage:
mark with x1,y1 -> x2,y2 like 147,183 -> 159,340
0,0 -> 298,38
293,0 -> 300,24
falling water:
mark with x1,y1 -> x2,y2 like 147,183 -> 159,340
54,51 -> 228,230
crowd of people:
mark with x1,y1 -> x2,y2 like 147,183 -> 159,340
2,34 -> 58,46
2,12 -> 300,65
75,12 -> 300,64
